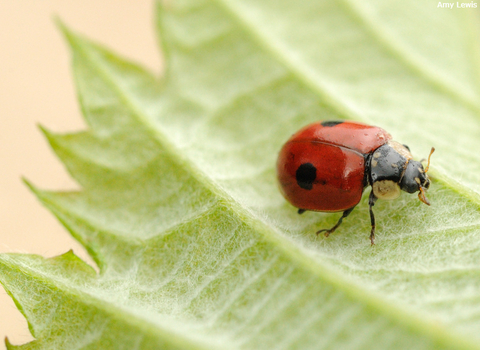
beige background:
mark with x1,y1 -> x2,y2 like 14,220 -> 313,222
0,1 -> 161,347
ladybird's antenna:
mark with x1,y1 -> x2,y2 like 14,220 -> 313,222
415,177 -> 431,206
418,187 -> 431,206
424,147 -> 435,173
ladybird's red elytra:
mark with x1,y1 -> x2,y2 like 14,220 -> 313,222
276,120 -> 434,245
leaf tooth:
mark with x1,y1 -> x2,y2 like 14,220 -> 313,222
39,125 -> 163,187
59,22 -> 162,135
58,21 -> 157,89
39,126 -> 92,187
23,181 -> 117,271
4,337 -> 16,350
46,249 -> 97,277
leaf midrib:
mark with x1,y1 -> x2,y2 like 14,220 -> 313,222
63,21 -> 480,349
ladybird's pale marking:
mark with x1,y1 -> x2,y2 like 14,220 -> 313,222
373,180 -> 401,200
388,140 -> 413,159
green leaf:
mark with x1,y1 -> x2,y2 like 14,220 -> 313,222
2,0 -> 480,349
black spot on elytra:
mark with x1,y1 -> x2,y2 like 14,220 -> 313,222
296,163 -> 317,190
321,120 -> 344,127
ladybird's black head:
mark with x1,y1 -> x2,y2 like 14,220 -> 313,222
400,161 -> 429,193
400,160 -> 431,205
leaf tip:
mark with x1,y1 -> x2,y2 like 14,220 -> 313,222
37,125 -> 66,158
22,177 -> 38,193
4,337 -> 11,349
4,337 -> 17,350
22,178 -> 50,208
54,18 -> 85,53
53,16 -> 66,31
54,17 -> 73,40
37,124 -> 56,143
49,249 -> 97,277
37,123 -> 51,136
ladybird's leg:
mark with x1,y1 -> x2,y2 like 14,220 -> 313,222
369,191 -> 378,245
316,206 -> 355,237
298,209 -> 307,215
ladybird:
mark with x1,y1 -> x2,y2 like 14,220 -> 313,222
276,120 -> 434,245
